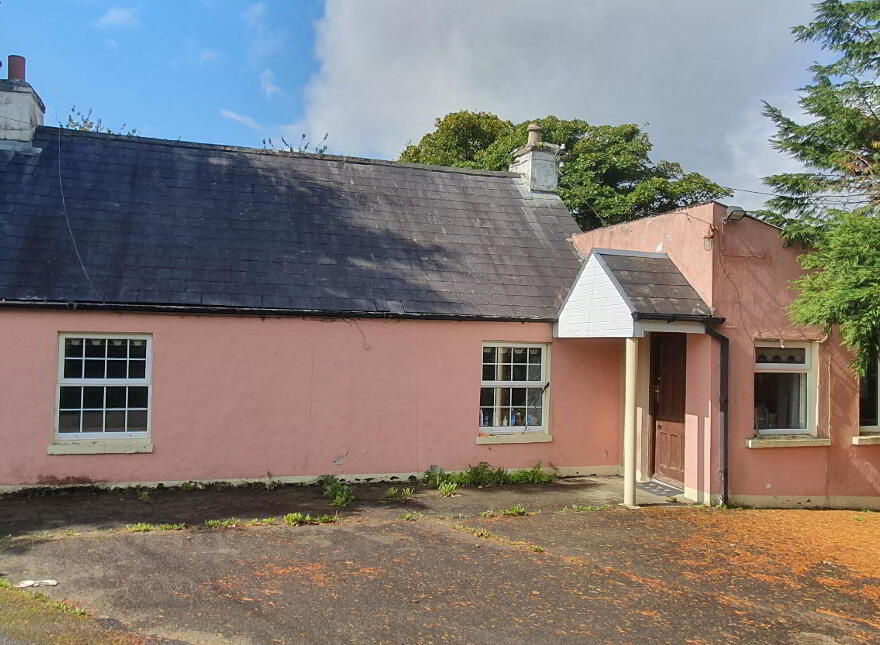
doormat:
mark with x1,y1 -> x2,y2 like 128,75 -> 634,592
637,479 -> 683,497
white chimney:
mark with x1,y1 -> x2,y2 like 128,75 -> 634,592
0,55 -> 45,152
508,123 -> 560,193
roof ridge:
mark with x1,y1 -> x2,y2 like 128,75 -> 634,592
36,126 -> 520,179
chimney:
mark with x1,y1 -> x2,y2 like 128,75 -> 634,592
0,55 -> 46,150
508,123 -> 560,193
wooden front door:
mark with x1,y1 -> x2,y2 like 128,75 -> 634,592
651,333 -> 686,486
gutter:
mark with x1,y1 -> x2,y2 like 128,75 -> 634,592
704,322 -> 730,506
0,299 -> 559,324
633,312 -> 725,325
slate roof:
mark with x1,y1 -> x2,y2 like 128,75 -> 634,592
595,250 -> 712,319
0,127 -> 583,320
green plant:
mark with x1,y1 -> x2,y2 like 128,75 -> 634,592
158,523 -> 185,531
318,475 -> 355,508
135,489 -> 151,502
284,512 -> 315,526
126,522 -> 156,532
401,511 -> 423,521
0,578 -> 12,588
559,504 -> 609,513
247,516 -> 277,526
401,487 -> 415,500
317,514 -> 337,524
500,504 -> 529,516
204,518 -> 241,528
507,462 -> 555,484
456,524 -> 493,538
179,481 -> 197,492
51,600 -> 87,616
481,509 -> 498,518
422,467 -> 451,489
384,487 -> 400,499
438,481 -> 460,497
531,545 -> 545,553
454,462 -> 508,487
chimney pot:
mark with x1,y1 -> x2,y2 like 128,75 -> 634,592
526,123 -> 542,146
8,55 -> 26,82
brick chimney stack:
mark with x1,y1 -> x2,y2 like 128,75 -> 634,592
0,55 -> 46,151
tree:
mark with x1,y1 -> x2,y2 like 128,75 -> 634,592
400,111 -> 730,229
762,0 -> 880,372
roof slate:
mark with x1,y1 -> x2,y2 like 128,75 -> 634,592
596,251 -> 711,318
0,127 -> 582,320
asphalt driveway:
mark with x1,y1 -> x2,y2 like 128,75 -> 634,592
1,478 -> 878,644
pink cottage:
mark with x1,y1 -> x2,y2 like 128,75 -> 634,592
1,58 -> 878,508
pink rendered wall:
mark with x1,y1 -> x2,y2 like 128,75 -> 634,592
711,213 -> 880,501
0,311 -> 622,486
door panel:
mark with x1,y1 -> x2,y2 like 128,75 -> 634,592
651,334 -> 686,485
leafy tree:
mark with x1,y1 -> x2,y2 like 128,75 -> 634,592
762,0 -> 880,371
401,111 -> 730,229
65,106 -> 137,136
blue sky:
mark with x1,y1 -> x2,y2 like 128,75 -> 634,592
1,1 -> 322,148
2,1 -> 824,209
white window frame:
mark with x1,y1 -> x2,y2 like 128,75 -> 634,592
754,341 -> 817,436
54,332 -> 152,442
860,352 -> 880,435
479,342 -> 549,435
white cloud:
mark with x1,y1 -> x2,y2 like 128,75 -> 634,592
94,7 -> 140,30
241,2 -> 286,61
294,0 -> 819,207
220,109 -> 262,130
260,69 -> 281,97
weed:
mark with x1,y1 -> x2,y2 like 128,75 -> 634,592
284,512 -> 316,526
204,518 -> 241,528
401,487 -> 415,500
246,516 -> 277,526
179,481 -> 198,492
422,461 -> 555,489
0,578 -> 11,588
438,481 -> 460,497
422,467 -> 450,489
855,514 -> 867,522
135,489 -> 152,502
401,511 -> 423,521
384,486 -> 416,502
507,462 -> 555,484
317,514 -> 338,524
455,462 -> 508,487
384,487 -> 400,499
318,475 -> 355,508
559,504 -> 609,513
500,504 -> 529,516
158,523 -> 185,531
531,545 -> 545,553
126,522 -> 156,533
456,524 -> 493,538
481,509 -> 498,518
51,600 -> 87,616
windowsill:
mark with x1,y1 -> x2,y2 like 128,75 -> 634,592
48,438 -> 153,455
852,434 -> 880,446
746,436 -> 830,449
476,432 -> 552,445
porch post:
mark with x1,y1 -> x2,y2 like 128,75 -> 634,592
623,336 -> 639,508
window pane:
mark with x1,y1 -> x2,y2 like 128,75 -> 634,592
479,408 -> 493,427
128,360 -> 146,379
527,388 -> 543,408
63,358 -> 83,379
82,386 -> 104,409
128,387 -> 149,409
85,339 -> 106,358
482,347 -> 496,364
106,386 -> 127,409
498,388 -> 510,406
84,359 -> 105,379
512,365 -> 527,381
498,347 -> 511,363
58,410 -> 81,433
480,387 -> 494,406
107,339 -> 128,358
527,365 -> 541,381
860,358 -> 879,427
755,347 -> 805,365
82,411 -> 104,432
526,408 -> 542,426
512,348 -> 527,363
105,410 -> 126,432
64,338 -> 84,358
500,365 -> 511,381
755,372 -> 806,430
59,386 -> 82,409
528,348 -> 542,363
510,408 -> 526,426
511,388 -> 526,406
482,364 -> 495,381
127,410 -> 148,432
107,359 -> 127,379
130,340 -> 147,359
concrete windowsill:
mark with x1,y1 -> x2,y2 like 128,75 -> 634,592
852,434 -> 880,446
476,433 -> 552,445
746,436 -> 831,449
48,439 -> 153,455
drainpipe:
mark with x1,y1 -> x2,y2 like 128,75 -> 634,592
704,324 -> 729,506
